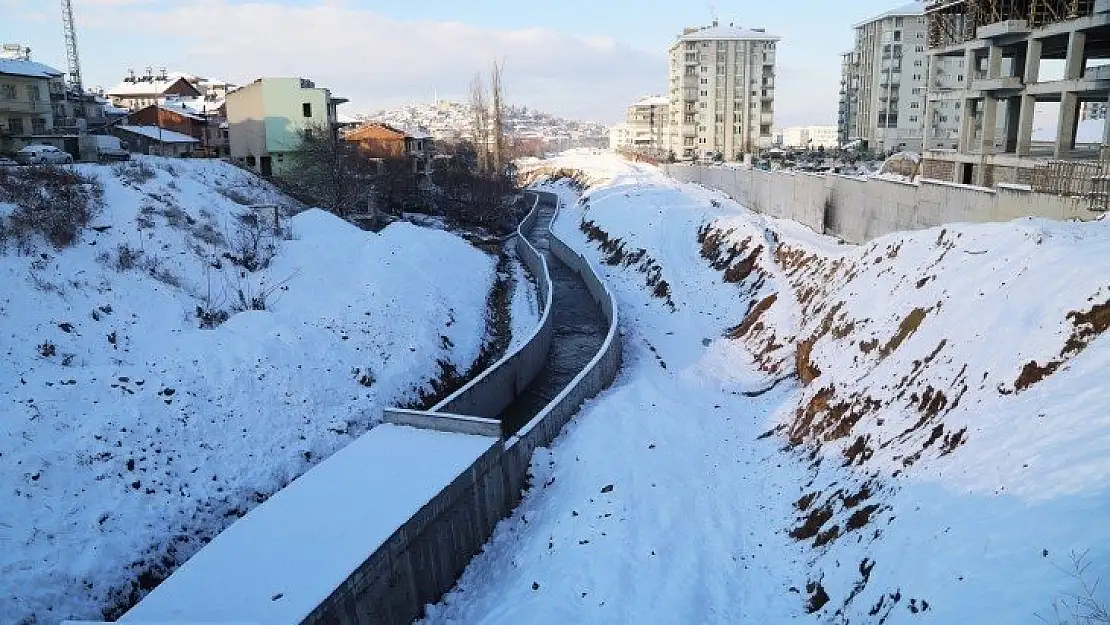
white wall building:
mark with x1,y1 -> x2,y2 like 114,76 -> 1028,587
623,95 -> 669,152
779,125 -> 839,149
841,2 -> 937,153
666,22 -> 780,161
609,122 -> 632,150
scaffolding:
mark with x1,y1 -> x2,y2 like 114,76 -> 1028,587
926,0 -> 1097,47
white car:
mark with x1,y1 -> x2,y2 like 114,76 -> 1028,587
15,145 -> 74,165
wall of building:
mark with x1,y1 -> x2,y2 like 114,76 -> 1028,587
303,190 -> 622,625
0,74 -> 57,135
664,163 -> 1101,244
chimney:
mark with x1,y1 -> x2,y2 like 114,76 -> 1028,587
144,66 -> 154,82
159,67 -> 167,80
127,68 -> 136,83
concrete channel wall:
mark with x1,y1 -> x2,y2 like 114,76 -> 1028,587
664,164 -> 1103,245
428,195 -> 555,419
306,191 -> 622,625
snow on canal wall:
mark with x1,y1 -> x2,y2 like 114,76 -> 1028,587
114,192 -> 621,625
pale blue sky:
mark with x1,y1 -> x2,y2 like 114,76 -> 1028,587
1,0 -> 920,124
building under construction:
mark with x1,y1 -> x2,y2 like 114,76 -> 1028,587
922,0 -> 1110,206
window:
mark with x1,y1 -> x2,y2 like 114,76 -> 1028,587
8,117 -> 23,134
893,31 -> 902,42
914,60 -> 923,67
909,115 -> 918,122
700,90 -> 708,96
910,102 -> 920,109
1,84 -> 15,100
302,102 -> 312,117
246,155 -> 257,167
31,117 -> 45,133
915,45 -> 924,53
27,85 -> 41,102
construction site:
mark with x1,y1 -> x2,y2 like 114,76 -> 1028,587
921,0 -> 1110,209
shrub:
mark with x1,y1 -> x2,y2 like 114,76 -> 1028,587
0,166 -> 104,250
113,160 -> 157,186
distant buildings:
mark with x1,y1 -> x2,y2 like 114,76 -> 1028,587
665,22 -> 780,161
623,95 -> 669,153
346,122 -> 433,174
105,69 -> 202,111
608,122 -> 632,150
778,125 -> 839,149
226,77 -> 347,176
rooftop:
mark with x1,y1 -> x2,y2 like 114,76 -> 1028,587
115,125 -> 199,144
675,23 -> 780,44
855,1 -> 925,28
106,76 -> 199,97
0,58 -> 64,80
631,95 -> 669,108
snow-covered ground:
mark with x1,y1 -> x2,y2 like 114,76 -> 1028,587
425,153 -> 1110,624
0,157 -> 499,623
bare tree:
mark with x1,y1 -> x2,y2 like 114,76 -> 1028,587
490,60 -> 506,174
279,124 -> 375,217
469,73 -> 490,173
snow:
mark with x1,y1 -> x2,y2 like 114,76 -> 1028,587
0,58 -> 63,79
425,152 -> 1110,624
121,424 -> 496,624
678,24 -> 780,42
1,157 -> 497,624
507,247 -> 542,353
106,78 -> 193,97
115,125 -> 199,144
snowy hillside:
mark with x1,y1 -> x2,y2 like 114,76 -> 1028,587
426,154 -> 1110,624
0,158 -> 501,623
361,101 -> 608,144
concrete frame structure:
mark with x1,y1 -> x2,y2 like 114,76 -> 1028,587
665,22 -> 779,161
0,49 -> 66,144
922,0 -> 1110,188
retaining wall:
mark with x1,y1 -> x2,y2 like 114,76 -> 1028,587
664,164 -> 1103,245
306,191 -> 621,625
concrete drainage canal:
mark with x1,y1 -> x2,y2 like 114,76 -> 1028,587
113,189 -> 621,625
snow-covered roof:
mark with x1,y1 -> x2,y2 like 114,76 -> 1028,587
856,1 -> 924,27
0,58 -> 63,79
677,24 -> 780,42
404,127 -> 432,140
115,125 -> 199,144
631,95 -> 669,108
106,77 -> 197,97
160,98 -> 220,118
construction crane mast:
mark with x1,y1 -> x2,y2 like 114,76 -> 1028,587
60,0 -> 85,119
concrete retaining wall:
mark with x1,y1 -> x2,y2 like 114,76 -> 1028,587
664,164 -> 1102,245
430,195 -> 555,418
303,191 -> 621,625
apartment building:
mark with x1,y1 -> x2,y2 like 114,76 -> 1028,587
226,77 -> 347,177
841,2 -> 939,153
922,0 -> 1110,189
624,95 -> 669,152
105,68 -> 202,111
665,22 -> 779,161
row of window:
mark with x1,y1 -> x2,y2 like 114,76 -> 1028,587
5,117 -> 48,134
1,84 -> 43,102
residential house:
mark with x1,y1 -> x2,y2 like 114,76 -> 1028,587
226,77 -> 346,176
623,95 -> 669,154
105,68 -> 202,111
0,47 -> 66,150
111,125 -> 199,157
346,122 -> 433,174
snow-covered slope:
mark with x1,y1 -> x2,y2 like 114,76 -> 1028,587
0,157 -> 498,623
425,153 -> 1110,624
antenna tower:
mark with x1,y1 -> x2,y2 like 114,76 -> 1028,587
60,0 -> 85,117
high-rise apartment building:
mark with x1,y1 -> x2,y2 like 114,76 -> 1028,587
665,22 -> 779,161
841,2 -> 935,153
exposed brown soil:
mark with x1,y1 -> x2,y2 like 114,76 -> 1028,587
1014,297 -> 1110,392
728,293 -> 777,339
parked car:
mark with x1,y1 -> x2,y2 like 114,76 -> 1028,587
0,156 -> 17,167
93,135 -> 130,162
15,145 -> 74,165
186,146 -> 219,158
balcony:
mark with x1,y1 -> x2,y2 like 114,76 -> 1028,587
0,100 -> 53,116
